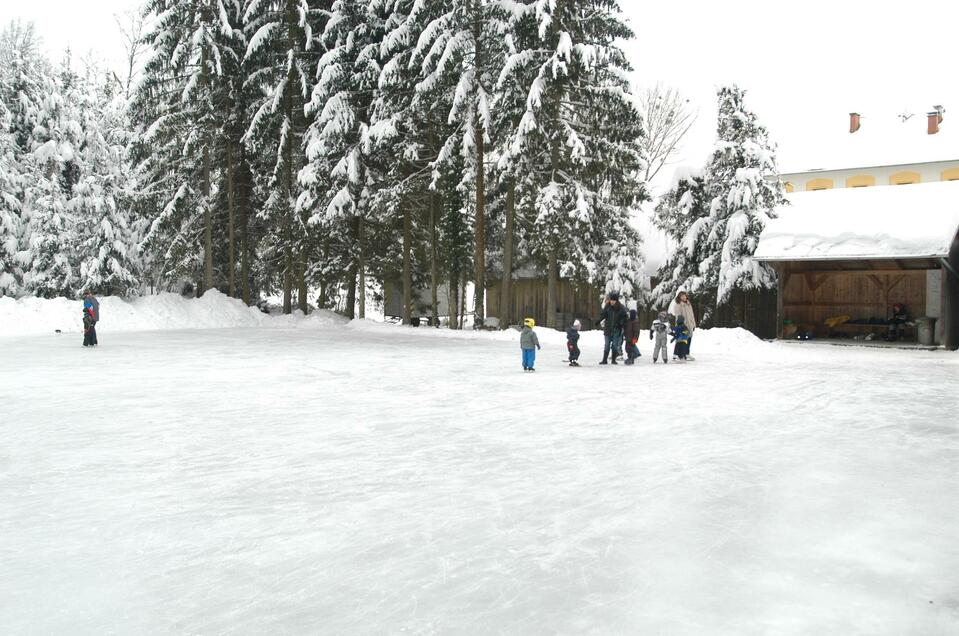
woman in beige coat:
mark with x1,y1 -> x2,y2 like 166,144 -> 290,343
668,291 -> 697,360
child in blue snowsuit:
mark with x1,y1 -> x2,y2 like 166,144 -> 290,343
566,319 -> 581,367
521,318 -> 541,372
671,315 -> 691,361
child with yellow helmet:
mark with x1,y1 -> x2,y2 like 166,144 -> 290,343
520,317 -> 541,371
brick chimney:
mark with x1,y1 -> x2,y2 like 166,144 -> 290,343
849,112 -> 861,133
928,107 -> 944,134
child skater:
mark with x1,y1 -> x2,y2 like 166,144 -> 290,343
566,319 -> 581,367
671,315 -> 691,362
82,307 -> 97,347
521,317 -> 541,372
624,309 -> 641,365
650,311 -> 670,363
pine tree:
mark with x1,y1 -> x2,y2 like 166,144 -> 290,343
499,0 -> 646,325
243,0 -> 328,313
651,166 -> 709,308
684,85 -> 785,306
0,87 -> 23,295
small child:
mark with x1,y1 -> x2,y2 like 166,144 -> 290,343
82,307 -> 97,347
671,315 -> 691,361
649,311 -> 669,363
566,319 -> 581,367
624,309 -> 641,365
520,317 -> 541,372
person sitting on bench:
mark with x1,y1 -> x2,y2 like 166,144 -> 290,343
888,303 -> 908,341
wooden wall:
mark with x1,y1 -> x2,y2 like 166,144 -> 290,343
781,270 -> 926,328
487,279 -> 604,329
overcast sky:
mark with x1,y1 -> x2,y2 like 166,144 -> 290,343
3,0 -> 958,187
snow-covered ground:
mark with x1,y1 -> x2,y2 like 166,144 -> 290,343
2,298 -> 959,634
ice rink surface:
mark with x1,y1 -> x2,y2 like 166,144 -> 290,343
2,324 -> 958,635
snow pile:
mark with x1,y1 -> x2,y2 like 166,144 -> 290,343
756,180 -> 959,261
0,290 -> 271,337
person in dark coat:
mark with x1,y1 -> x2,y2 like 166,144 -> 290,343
671,315 -> 692,361
595,292 -> 628,365
888,303 -> 908,341
82,308 -> 97,347
83,290 -> 100,345
624,309 -> 641,365
566,319 -> 582,367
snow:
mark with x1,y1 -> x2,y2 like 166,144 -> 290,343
2,319 -> 958,634
0,290 -> 346,338
755,180 -> 959,261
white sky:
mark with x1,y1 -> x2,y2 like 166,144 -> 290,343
3,0 -> 958,188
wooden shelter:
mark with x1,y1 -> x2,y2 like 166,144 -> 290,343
487,275 -> 604,330
755,181 -> 959,349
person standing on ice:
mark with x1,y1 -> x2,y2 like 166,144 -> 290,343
624,309 -> 641,365
82,291 -> 99,346
671,315 -> 692,362
520,318 -> 541,372
649,311 -> 670,363
82,307 -> 97,347
668,291 -> 696,361
566,319 -> 582,367
595,292 -> 627,365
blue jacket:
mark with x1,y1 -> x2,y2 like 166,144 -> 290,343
671,324 -> 691,343
566,327 -> 580,346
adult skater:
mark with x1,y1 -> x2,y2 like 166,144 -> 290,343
668,290 -> 696,361
595,292 -> 627,365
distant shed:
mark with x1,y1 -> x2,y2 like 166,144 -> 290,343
755,180 -> 959,349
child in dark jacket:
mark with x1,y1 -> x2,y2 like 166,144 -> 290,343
624,309 -> 641,365
82,308 -> 97,347
566,319 -> 581,367
671,315 -> 691,361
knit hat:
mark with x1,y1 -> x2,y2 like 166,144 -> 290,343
629,309 -> 637,320
572,319 -> 581,330
608,292 -> 620,301
657,311 -> 668,321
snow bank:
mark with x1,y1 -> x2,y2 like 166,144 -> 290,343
0,290 -> 344,338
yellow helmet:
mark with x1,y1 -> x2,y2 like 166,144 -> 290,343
523,317 -> 535,328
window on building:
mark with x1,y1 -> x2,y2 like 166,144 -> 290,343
942,167 -> 959,181
805,178 -> 834,191
889,171 -> 921,185
846,175 -> 875,188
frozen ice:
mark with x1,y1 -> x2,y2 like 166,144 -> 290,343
1,316 -> 958,634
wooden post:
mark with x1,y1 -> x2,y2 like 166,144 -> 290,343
944,240 -> 959,350
775,263 -> 785,339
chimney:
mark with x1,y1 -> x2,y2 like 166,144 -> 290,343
928,106 -> 944,134
849,112 -> 861,133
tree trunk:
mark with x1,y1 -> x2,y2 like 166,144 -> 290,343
500,182 -> 515,328
345,262 -> 357,319
461,270 -> 467,328
297,250 -> 308,314
282,227 -> 293,314
471,0 -> 486,328
226,139 -> 236,298
202,148 -> 213,295
448,270 -> 459,330
430,192 -> 440,326
547,248 -> 558,329
357,217 -> 366,319
239,155 -> 251,305
402,206 -> 412,325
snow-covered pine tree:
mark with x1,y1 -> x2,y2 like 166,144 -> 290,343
134,0 -> 237,294
0,80 -> 23,295
651,166 -> 709,308
72,70 -> 141,296
243,0 -> 328,313
404,0 -> 511,327
689,85 -> 785,306
499,0 -> 646,326
299,0 -> 386,320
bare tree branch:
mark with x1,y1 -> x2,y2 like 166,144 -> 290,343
638,83 -> 698,187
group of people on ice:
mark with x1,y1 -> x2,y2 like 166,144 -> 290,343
519,290 -> 698,371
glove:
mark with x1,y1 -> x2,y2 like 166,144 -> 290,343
537,345 -> 541,350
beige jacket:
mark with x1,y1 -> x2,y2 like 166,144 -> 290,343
668,297 -> 697,331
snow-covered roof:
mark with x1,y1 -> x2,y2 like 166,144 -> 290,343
777,114 -> 958,175
755,180 -> 959,261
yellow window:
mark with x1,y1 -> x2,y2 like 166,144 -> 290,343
784,181 -> 794,193
845,174 -> 875,188
889,171 -> 921,185
942,167 -> 959,181
805,178 -> 834,191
